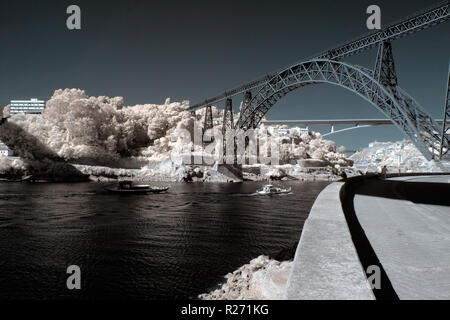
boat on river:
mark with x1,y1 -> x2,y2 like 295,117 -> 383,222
106,181 -> 169,194
256,184 -> 291,195
0,175 -> 33,182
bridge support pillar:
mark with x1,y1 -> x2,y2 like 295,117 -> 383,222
240,91 -> 254,128
240,91 -> 252,111
223,98 -> 234,131
440,61 -> 450,159
374,41 -> 398,93
239,91 -> 254,164
222,98 -> 236,164
374,40 -> 434,155
203,105 -> 213,145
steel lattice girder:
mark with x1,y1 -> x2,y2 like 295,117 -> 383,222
236,59 -> 446,160
316,1 -> 450,60
189,1 -> 449,111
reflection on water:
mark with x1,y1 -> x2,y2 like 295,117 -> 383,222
0,181 -> 329,299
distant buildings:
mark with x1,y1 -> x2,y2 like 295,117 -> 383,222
10,98 -> 45,115
267,126 -> 309,139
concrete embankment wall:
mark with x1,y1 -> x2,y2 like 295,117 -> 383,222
285,182 -> 374,300
217,164 -> 243,182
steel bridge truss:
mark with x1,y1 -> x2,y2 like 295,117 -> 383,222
316,2 -> 449,60
189,1 -> 449,111
192,1 -> 449,161
236,59 -> 448,160
440,62 -> 450,159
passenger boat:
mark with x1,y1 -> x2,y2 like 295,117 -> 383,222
256,184 -> 291,195
106,181 -> 169,194
0,175 -> 33,182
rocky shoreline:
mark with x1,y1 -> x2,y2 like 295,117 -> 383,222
71,161 -> 347,183
0,162 -> 345,183
198,256 -> 292,300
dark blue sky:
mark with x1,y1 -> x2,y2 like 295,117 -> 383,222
0,0 -> 448,149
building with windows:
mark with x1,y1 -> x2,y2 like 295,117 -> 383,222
0,142 -> 12,157
10,98 -> 45,115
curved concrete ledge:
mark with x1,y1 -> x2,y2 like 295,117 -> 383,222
285,182 -> 374,300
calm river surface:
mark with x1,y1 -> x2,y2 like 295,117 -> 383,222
0,181 -> 329,299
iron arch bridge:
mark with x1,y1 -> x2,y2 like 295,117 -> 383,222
236,59 -> 446,160
190,1 -> 450,161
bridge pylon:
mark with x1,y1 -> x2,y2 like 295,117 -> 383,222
440,61 -> 450,159
222,98 -> 236,163
240,91 -> 254,128
203,105 -> 213,144
372,40 -> 443,158
374,41 -> 398,93
222,98 -> 234,132
240,91 -> 252,111
241,91 -> 253,157
374,41 -> 409,128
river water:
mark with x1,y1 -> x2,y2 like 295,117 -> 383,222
0,181 -> 329,299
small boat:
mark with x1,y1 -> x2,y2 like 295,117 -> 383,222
256,184 -> 291,195
106,181 -> 169,194
0,175 -> 33,182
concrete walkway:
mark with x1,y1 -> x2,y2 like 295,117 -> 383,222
354,175 -> 450,299
285,182 -> 374,300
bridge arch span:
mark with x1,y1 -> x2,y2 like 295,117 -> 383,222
236,59 -> 444,160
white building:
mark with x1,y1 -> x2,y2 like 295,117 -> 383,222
10,98 -> 45,115
0,142 -> 12,156
268,126 -> 309,137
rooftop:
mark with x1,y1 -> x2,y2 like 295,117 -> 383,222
11,98 -> 45,103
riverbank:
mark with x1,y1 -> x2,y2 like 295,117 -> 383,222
73,161 -> 346,183
198,256 -> 292,300
0,160 -> 346,183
